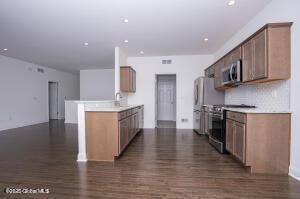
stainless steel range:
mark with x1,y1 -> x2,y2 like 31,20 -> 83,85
208,104 -> 255,153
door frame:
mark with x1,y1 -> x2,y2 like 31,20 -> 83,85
48,81 -> 59,120
155,74 -> 177,128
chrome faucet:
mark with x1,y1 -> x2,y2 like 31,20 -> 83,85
115,92 -> 123,106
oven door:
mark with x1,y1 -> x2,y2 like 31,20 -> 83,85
209,113 -> 225,153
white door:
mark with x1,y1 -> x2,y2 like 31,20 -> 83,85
49,82 -> 58,120
157,76 -> 176,121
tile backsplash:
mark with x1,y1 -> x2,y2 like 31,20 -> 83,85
225,80 -> 290,111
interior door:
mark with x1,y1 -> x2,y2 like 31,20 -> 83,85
49,82 -> 58,120
157,76 -> 176,121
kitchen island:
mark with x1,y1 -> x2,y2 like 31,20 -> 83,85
76,101 -> 144,162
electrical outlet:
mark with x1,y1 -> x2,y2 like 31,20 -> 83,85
181,118 -> 188,123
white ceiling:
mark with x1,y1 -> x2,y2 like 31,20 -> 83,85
0,0 -> 272,73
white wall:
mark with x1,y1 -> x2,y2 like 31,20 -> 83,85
0,55 -> 79,131
127,55 -> 214,129
65,100 -> 78,124
114,47 -> 129,106
213,0 -> 300,181
80,69 -> 115,100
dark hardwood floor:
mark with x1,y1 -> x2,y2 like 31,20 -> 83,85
0,120 -> 300,198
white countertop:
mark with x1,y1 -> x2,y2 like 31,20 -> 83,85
84,104 -> 143,112
223,107 -> 291,114
74,100 -> 116,104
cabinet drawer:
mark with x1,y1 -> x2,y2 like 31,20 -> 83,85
227,111 -> 246,123
126,109 -> 133,117
118,111 -> 127,120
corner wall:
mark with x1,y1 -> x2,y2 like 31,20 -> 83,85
0,55 -> 79,131
213,0 -> 300,181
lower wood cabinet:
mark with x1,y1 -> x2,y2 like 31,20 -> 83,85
225,111 -> 291,174
119,118 -> 129,152
233,122 -> 246,163
119,112 -> 139,154
225,119 -> 234,154
85,106 -> 143,162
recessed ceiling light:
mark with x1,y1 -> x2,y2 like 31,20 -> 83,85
204,38 -> 209,41
140,51 -> 144,54
124,40 -> 129,43
228,0 -> 235,6
124,19 -> 129,23
3,48 -> 8,51
84,42 -> 89,46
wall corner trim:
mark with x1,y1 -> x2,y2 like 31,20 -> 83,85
289,165 -> 300,182
77,153 -> 87,162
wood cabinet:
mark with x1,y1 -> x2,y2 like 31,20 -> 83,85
204,65 -> 215,77
85,106 -> 143,162
225,119 -> 234,154
233,122 -> 246,163
226,117 -> 246,163
225,111 -> 291,174
120,66 -> 136,92
242,23 -> 292,83
119,118 -> 128,152
207,22 -> 292,89
214,60 -> 227,90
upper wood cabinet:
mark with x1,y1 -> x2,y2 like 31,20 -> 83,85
207,22 -> 292,89
120,66 -> 136,92
204,65 -> 215,77
214,60 -> 224,90
242,23 -> 291,83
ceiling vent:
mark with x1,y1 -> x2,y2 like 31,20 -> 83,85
162,59 -> 172,64
37,68 -> 45,73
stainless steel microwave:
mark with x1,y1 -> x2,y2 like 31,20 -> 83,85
222,60 -> 242,86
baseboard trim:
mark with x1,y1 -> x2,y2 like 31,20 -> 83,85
77,153 -> 87,162
0,120 -> 48,132
289,165 -> 300,182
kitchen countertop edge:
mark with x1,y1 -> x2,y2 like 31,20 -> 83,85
84,105 -> 144,113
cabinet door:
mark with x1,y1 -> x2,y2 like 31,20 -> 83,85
119,119 -> 128,152
129,69 -> 133,91
231,47 -> 242,63
214,63 -> 220,89
234,122 -> 246,163
253,29 -> 268,80
132,70 -> 136,92
135,113 -> 139,133
214,60 -> 225,89
224,54 -> 232,69
242,40 -> 253,82
226,119 -> 234,153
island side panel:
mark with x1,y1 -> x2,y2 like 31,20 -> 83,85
85,112 -> 119,161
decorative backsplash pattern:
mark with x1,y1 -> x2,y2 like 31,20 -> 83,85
225,80 -> 290,111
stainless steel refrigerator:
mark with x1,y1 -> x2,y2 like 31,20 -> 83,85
193,77 -> 224,134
